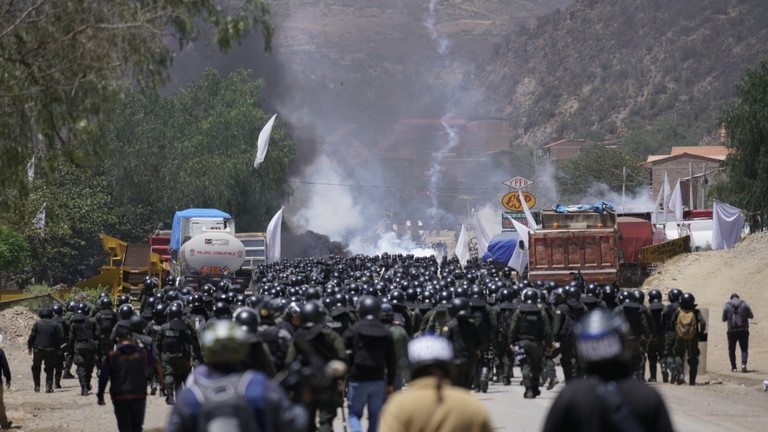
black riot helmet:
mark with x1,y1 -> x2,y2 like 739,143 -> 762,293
52,304 -> 64,317
98,296 -> 113,310
522,288 -> 539,304
498,288 -> 514,303
585,283 -> 601,297
358,295 -> 381,320
129,315 -> 146,333
448,297 -> 470,318
680,293 -> 696,310
299,301 -> 325,328
602,284 -> 617,302
233,307 -> 260,335
632,289 -> 645,305
648,289 -> 662,303
212,301 -> 232,319
566,285 -> 581,301
388,289 -> 406,306
153,303 -> 167,321
617,290 -> 633,304
118,304 -> 135,320
117,294 -> 131,307
190,293 -> 205,309
575,309 -> 632,377
167,302 -> 184,320
668,288 -> 683,304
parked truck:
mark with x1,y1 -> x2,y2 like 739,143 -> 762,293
523,209 -> 621,285
170,208 -> 254,290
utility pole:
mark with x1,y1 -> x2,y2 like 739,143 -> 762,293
622,166 -> 626,214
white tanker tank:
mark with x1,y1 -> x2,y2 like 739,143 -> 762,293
170,209 -> 246,279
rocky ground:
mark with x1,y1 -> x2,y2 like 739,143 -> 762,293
0,231 -> 766,431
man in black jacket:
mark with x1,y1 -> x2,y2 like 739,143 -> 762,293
343,296 -> 396,432
97,325 -> 162,432
543,309 -> 673,432
0,347 -> 13,429
28,307 -> 64,393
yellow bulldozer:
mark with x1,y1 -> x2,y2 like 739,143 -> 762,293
76,234 -> 167,298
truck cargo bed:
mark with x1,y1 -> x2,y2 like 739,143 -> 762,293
528,228 -> 620,284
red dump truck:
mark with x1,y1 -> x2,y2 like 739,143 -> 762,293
525,210 -> 621,285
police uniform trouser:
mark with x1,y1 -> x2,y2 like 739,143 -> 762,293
74,344 -> 96,390
307,388 -> 341,432
674,338 -> 700,383
452,358 -> 476,390
518,339 -> 543,391
663,331 -> 678,380
32,348 -> 59,388
559,340 -> 579,382
162,355 -> 191,399
647,336 -> 665,380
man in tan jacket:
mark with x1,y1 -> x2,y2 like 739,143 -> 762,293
378,335 -> 493,432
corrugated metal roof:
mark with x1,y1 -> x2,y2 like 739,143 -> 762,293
670,146 -> 729,159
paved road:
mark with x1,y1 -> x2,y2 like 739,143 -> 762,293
335,369 -> 768,431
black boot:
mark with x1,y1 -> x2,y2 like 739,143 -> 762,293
165,385 -> 175,405
689,366 -> 697,386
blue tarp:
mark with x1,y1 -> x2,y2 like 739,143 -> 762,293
170,208 -> 232,251
553,201 -> 615,214
482,232 -> 520,264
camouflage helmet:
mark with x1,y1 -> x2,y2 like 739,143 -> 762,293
201,320 -> 256,367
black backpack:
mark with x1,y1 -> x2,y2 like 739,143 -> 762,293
730,301 -> 746,331
191,370 -> 263,432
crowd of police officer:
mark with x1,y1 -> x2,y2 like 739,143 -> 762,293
26,252 -> 707,429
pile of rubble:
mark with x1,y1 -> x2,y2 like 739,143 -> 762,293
0,306 -> 40,346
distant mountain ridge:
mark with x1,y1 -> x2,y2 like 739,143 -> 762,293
480,0 -> 768,152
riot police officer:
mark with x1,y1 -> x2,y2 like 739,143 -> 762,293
93,296 -> 117,371
68,303 -> 100,395
156,302 -> 202,405
28,308 -> 64,393
661,288 -> 682,383
284,301 -> 347,432
614,290 -> 651,381
672,293 -> 707,385
51,304 -> 68,388
646,289 -> 667,382
442,297 -> 482,390
508,288 -> 552,399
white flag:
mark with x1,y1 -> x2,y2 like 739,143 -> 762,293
668,179 -> 684,221
651,183 -> 663,226
27,156 -> 35,183
507,218 -> 531,275
518,189 -> 539,229
32,203 -> 46,236
472,209 -> 491,258
454,223 -> 470,266
254,114 -> 277,169
662,171 -> 671,223
712,200 -> 744,250
266,207 -> 284,263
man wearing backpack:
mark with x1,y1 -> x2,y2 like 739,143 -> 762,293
166,320 -> 308,432
722,293 -> 754,372
672,293 -> 707,385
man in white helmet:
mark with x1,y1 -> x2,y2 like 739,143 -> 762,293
378,335 -> 493,432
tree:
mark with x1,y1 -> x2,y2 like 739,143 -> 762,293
556,144 -> 646,203
717,58 -> 768,214
0,0 -> 273,193
0,224 -> 29,287
7,160 -> 151,286
92,69 -> 295,231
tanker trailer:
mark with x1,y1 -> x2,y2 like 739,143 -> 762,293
170,208 -> 248,290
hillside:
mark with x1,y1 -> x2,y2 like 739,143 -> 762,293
481,0 -> 768,152
642,231 -> 768,377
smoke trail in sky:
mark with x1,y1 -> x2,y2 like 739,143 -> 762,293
425,0 -> 451,55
